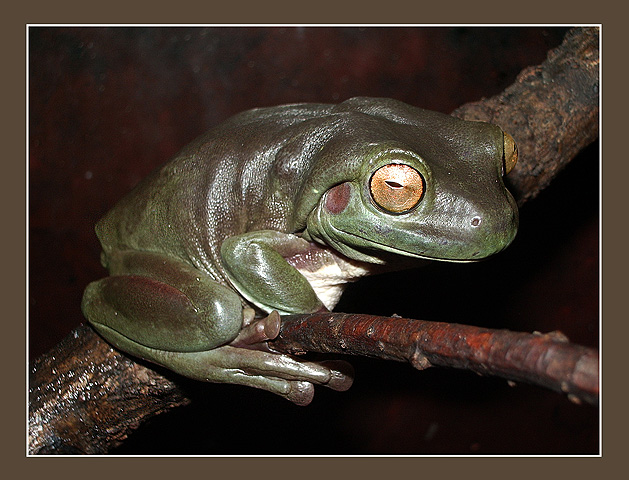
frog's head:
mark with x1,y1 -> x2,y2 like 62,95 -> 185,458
300,106 -> 519,264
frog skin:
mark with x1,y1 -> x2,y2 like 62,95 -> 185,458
82,97 -> 519,405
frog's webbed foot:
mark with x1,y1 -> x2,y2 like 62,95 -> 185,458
155,342 -> 353,405
213,345 -> 354,405
221,310 -> 354,405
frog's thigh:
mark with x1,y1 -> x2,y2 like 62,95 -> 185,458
82,251 -> 244,353
220,230 -> 323,314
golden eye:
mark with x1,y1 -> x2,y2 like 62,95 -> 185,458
503,132 -> 518,175
369,164 -> 424,214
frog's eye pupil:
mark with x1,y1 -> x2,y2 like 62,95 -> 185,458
370,164 -> 424,214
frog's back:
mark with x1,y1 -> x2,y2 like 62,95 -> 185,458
95,102 -> 340,279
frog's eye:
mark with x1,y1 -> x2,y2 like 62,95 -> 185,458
369,164 -> 424,214
502,132 -> 518,175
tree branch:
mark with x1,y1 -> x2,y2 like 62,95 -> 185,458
28,27 -> 600,454
29,324 -> 190,454
270,313 -> 599,406
451,27 -> 599,205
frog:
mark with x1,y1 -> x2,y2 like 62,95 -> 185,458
81,97 -> 519,406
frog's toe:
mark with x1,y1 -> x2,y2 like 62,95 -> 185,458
224,373 -> 315,406
317,360 -> 354,391
229,310 -> 281,348
284,381 -> 315,406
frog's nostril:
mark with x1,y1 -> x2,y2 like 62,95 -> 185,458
471,216 -> 481,227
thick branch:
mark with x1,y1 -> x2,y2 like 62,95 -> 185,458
29,27 -> 600,454
452,27 -> 599,205
29,325 -> 189,454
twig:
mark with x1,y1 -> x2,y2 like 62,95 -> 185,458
270,313 -> 599,406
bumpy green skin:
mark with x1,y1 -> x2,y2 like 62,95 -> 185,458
82,97 -> 518,404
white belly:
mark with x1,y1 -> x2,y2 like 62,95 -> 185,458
285,246 -> 377,310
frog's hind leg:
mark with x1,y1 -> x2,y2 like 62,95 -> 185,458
82,250 -> 353,405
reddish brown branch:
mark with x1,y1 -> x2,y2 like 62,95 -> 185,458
270,313 -> 599,406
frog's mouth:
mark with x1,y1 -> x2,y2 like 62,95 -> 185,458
339,231 -> 483,263
364,237 -> 480,262
314,226 -> 484,265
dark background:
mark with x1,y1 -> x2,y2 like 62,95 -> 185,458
29,26 -> 598,455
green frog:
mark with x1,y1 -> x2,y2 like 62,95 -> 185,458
82,97 -> 519,405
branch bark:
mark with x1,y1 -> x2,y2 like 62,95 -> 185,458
451,27 -> 599,205
29,324 -> 190,454
270,313 -> 599,406
28,27 -> 600,454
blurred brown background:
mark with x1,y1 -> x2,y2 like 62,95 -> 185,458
29,26 -> 598,454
